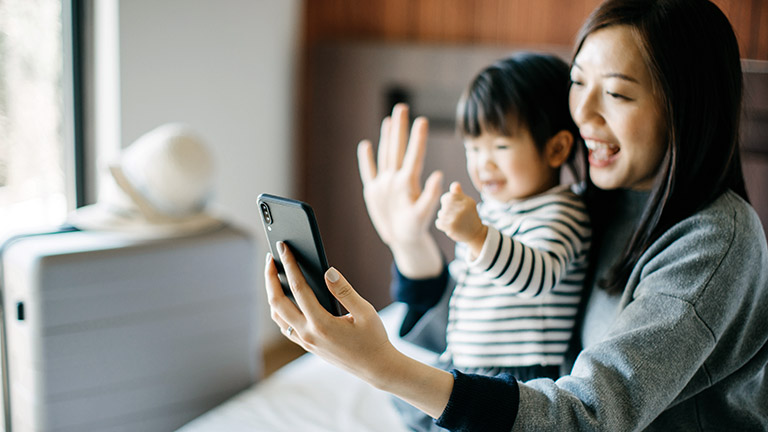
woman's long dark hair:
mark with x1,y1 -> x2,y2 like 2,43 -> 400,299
575,0 -> 749,294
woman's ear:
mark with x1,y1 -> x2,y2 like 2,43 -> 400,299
544,130 -> 574,168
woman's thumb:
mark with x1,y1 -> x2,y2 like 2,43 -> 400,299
325,267 -> 368,314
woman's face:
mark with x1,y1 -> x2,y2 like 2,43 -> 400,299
569,25 -> 667,190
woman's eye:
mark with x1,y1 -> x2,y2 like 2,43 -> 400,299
570,79 -> 583,87
495,145 -> 511,150
606,91 -> 632,101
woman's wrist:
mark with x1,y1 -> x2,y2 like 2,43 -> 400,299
390,234 -> 443,279
367,344 -> 454,419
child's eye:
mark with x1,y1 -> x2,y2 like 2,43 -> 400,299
495,145 -> 511,150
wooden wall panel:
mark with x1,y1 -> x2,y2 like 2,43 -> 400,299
714,0 -> 767,59
304,0 -> 768,60
471,0 -> 502,42
751,0 -> 768,60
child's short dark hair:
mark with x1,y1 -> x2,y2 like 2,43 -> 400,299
457,52 -> 579,154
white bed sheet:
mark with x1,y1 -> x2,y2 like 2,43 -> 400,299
176,303 -> 438,432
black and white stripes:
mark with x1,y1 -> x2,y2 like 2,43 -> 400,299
446,185 -> 591,368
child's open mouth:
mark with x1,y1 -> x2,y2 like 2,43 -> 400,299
481,180 -> 506,194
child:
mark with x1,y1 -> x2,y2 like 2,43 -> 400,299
433,52 -> 591,380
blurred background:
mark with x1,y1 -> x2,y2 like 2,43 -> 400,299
2,0 -> 766,352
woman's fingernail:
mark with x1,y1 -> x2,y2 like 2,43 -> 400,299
326,267 -> 340,283
277,241 -> 286,255
265,253 -> 272,265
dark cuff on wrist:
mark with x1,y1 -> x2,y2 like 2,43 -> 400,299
435,369 -> 520,432
390,263 -> 448,308
391,263 -> 449,336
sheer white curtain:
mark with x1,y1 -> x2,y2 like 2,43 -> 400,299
0,0 -> 75,237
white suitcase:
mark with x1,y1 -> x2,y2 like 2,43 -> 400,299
0,226 -> 259,431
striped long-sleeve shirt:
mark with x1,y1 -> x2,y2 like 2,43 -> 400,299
446,184 -> 591,369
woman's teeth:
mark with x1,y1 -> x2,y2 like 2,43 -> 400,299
585,139 -> 619,161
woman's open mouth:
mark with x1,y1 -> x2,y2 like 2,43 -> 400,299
585,139 -> 620,166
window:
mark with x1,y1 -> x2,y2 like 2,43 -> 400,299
0,0 -> 80,238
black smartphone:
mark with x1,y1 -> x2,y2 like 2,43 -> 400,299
258,193 -> 343,316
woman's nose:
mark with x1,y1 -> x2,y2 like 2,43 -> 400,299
570,86 -> 602,127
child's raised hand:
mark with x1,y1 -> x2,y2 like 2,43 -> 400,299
436,182 -> 488,254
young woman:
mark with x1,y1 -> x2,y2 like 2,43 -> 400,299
265,0 -> 768,430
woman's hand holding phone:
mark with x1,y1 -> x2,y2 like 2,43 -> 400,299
263,104 -> 458,419
264,243 -> 453,419
357,103 -> 445,279
258,193 -> 342,316
265,243 -> 390,378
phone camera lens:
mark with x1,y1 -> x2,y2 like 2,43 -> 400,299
261,203 -> 273,224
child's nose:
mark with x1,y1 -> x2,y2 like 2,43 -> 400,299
479,150 -> 497,168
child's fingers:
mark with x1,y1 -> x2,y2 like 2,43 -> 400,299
441,182 -> 467,207
435,198 -> 456,231
449,181 -> 464,195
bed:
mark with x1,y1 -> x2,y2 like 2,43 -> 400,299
176,302 -> 437,432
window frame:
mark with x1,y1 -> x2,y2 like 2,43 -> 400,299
64,0 -> 87,209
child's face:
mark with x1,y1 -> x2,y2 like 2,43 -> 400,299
463,127 -> 558,203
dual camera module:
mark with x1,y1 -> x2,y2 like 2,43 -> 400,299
260,202 -> 273,225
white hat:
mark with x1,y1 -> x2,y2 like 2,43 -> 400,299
68,123 -> 223,237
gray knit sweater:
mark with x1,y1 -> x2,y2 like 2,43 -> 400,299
511,190 -> 768,431
401,189 -> 768,431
